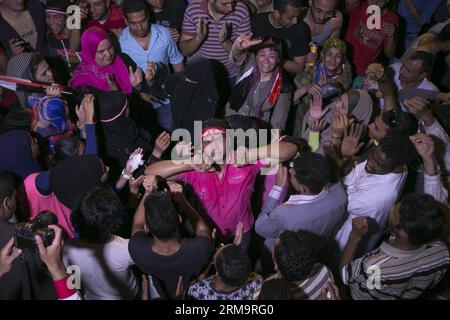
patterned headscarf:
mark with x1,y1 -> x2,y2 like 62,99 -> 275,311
321,38 -> 347,57
6,52 -> 37,107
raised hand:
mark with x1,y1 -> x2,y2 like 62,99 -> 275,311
218,22 -> 231,44
308,93 -> 330,121
80,94 -> 95,124
46,84 -> 62,97
382,22 -> 396,38
234,33 -> 263,51
129,66 -> 143,88
310,119 -> 327,133
75,104 -> 86,131
145,60 -> 156,83
0,238 -> 22,279
153,131 -> 171,158
129,175 -> 145,195
107,74 -> 119,91
409,133 -> 434,161
195,17 -> 208,42
35,225 -> 67,280
9,38 -> 26,55
351,216 -> 369,238
170,28 -> 181,42
403,96 -> 432,121
331,113 -> 350,139
275,164 -> 288,187
125,148 -> 144,176
340,122 -> 364,158
233,222 -> 244,246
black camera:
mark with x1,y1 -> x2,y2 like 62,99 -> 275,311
14,211 -> 58,252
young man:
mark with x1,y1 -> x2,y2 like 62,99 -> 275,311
45,0 -> 80,51
251,0 -> 310,74
145,118 -> 298,248
82,0 -> 127,33
263,230 -> 335,300
0,0 -> 52,58
187,244 -> 263,300
180,0 -> 252,80
302,0 -> 343,47
146,0 -> 187,42
119,0 -> 184,132
334,126 -> 418,255
255,151 -> 347,254
341,193 -> 450,299
345,0 -> 398,76
129,177 -> 213,300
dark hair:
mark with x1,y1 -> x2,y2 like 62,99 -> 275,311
407,51 -> 435,76
225,115 -> 272,149
144,191 -> 178,240
215,245 -> 252,287
435,23 -> 450,43
0,172 -> 15,204
121,0 -> 150,19
379,133 -> 418,169
3,107 -> 31,131
29,53 -> 46,81
399,193 -> 445,246
292,151 -> 330,194
274,0 -> 302,13
71,186 -> 123,244
381,109 -> 418,137
274,230 -> 316,281
258,278 -> 294,300
203,118 -> 228,130
54,135 -> 81,163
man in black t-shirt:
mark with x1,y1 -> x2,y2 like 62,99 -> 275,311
251,0 -> 310,74
129,176 -> 213,300
146,0 -> 187,42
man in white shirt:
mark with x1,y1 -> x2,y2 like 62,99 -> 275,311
334,129 -> 418,256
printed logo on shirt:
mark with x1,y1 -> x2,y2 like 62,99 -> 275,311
355,20 -> 384,49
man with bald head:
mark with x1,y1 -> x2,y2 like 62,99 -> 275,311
302,0 -> 343,46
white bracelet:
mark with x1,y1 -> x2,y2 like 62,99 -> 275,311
121,169 -> 132,180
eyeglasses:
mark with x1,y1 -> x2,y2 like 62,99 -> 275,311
311,3 -> 337,20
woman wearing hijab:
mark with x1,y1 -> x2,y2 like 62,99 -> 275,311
299,89 -> 374,155
293,38 -> 352,138
0,130 -> 40,180
23,155 -> 107,238
6,52 -> 74,149
166,57 -> 219,137
70,27 -> 142,95
96,90 -> 170,177
225,36 -> 292,131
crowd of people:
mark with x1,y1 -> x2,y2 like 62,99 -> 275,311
1,0 -> 450,300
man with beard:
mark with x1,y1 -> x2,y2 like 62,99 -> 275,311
302,0 -> 343,47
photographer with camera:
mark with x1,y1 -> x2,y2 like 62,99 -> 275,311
0,172 -> 57,299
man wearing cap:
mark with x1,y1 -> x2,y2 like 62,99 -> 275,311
45,0 -> 81,52
145,118 -> 298,250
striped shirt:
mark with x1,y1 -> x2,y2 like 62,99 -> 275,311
181,0 -> 251,77
342,241 -> 450,300
257,264 -> 334,300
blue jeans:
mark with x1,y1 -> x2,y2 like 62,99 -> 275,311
153,98 -> 174,132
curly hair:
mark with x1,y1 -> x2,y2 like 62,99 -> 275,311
215,244 -> 252,287
71,186 -> 123,244
274,230 -> 316,282
144,191 -> 178,240
379,133 -> 419,169
399,193 -> 445,247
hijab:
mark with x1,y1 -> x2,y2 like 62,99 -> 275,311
49,155 -> 103,209
0,130 -> 40,180
167,57 -> 219,137
70,27 -> 132,94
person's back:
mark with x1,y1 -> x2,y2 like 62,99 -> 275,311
64,186 -> 138,300
256,152 -> 347,252
129,186 -> 213,299
63,236 -> 138,300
